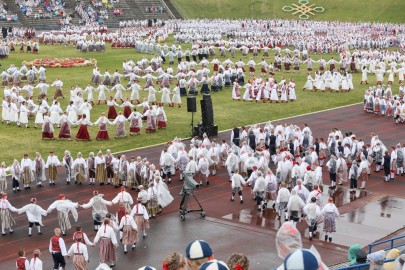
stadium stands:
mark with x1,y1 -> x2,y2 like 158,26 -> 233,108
0,0 -> 19,22
0,0 -> 179,29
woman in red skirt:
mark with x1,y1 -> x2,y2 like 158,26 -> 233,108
143,108 -> 156,133
75,114 -> 93,141
128,108 -> 143,135
58,112 -> 72,140
106,96 -> 119,120
156,105 -> 167,129
42,112 -> 55,140
120,98 -> 134,118
94,112 -> 112,140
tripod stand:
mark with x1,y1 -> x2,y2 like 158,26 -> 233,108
189,112 -> 195,137
179,192 -> 205,221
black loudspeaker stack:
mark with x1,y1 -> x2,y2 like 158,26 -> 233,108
187,96 -> 196,113
200,94 -> 213,126
194,94 -> 217,137
2,28 -> 7,39
194,124 -> 218,138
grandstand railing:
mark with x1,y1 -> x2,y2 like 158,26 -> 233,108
337,258 -> 395,270
336,235 -> 405,270
368,235 -> 405,254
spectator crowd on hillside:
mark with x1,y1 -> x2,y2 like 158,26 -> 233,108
145,4 -> 164,13
15,0 -> 66,19
0,2 -> 18,21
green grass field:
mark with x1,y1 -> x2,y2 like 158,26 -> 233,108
171,0 -> 405,22
0,41 -> 400,164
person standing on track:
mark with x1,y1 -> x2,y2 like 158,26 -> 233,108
94,218 -> 118,268
49,228 -> 68,270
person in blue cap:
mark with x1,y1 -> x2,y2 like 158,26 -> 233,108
283,249 -> 319,270
138,266 -> 156,270
185,240 -> 214,270
200,260 -> 230,270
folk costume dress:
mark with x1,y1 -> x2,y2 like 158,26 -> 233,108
67,241 -> 89,270
112,114 -> 127,138
120,101 -> 134,119
0,197 -> 17,234
143,108 -> 157,133
130,202 -> 149,236
119,214 -> 138,247
106,100 -> 119,120
127,111 -> 143,135
156,106 -> 167,129
95,155 -> 107,184
58,114 -> 73,139
75,118 -> 93,141
94,116 -> 112,140
93,224 -> 117,265
42,115 -> 54,139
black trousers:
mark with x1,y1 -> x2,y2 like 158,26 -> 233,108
106,167 -> 114,178
52,252 -> 66,269
384,166 -> 390,176
247,169 -> 253,178
28,222 -> 40,227
12,177 -> 19,188
350,178 -> 357,189
290,211 -> 299,222
161,170 -> 172,180
329,172 -> 336,183
309,222 -> 318,233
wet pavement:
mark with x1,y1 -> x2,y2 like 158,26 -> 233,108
223,194 -> 405,247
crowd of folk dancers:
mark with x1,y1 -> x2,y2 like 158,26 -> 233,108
0,18 -> 404,270
2,188 -> 154,269
1,122 -> 404,240
363,83 -> 405,124
3,50 -> 404,139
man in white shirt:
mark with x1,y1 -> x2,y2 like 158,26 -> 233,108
49,228 -> 67,270
253,172 -> 266,212
231,169 -> 246,204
